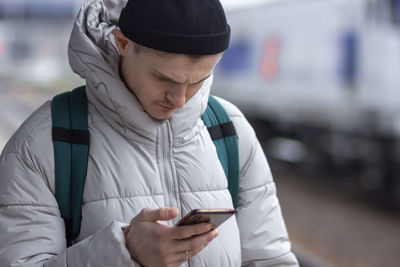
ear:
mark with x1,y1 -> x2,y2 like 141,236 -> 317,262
112,29 -> 131,56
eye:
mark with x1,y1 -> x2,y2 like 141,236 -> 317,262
189,82 -> 202,90
156,75 -> 168,82
191,80 -> 204,86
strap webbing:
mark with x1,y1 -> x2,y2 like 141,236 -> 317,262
52,91 -> 72,244
201,95 -> 239,208
52,127 -> 89,145
52,85 -> 89,246
69,87 -> 89,242
207,121 -> 236,140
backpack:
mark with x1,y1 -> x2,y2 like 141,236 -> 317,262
51,85 -> 239,246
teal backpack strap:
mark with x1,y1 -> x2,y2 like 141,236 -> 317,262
201,95 -> 239,209
51,91 -> 72,244
51,85 -> 89,246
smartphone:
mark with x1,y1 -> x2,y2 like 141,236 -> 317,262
176,208 -> 235,228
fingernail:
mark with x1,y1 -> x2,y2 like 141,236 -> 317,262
213,229 -> 219,237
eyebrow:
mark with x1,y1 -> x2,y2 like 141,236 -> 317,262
152,70 -> 211,85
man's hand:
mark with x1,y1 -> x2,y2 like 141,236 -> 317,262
123,207 -> 219,267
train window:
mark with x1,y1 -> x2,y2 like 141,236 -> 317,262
217,40 -> 251,74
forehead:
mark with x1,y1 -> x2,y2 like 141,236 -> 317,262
134,42 -> 218,61
136,48 -> 222,75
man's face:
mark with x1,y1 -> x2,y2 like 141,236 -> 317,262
114,31 -> 222,120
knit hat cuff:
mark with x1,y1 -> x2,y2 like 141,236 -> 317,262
119,13 -> 230,55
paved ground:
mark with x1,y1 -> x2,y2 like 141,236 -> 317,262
273,166 -> 400,267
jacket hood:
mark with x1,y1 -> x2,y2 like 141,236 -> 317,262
68,0 -> 212,143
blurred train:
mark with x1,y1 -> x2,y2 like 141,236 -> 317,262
0,0 -> 82,17
214,0 -> 400,206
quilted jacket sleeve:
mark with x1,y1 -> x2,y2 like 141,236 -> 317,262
0,105 -> 139,267
0,151 -> 140,267
219,98 -> 299,267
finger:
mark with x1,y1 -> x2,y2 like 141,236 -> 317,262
164,230 -> 218,266
187,243 -> 206,259
167,249 -> 193,265
169,223 -> 214,240
138,207 -> 179,222
173,228 -> 219,253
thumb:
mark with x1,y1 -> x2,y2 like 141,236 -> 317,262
139,207 -> 179,222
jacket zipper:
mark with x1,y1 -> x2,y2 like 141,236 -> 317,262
159,121 -> 189,267
160,120 -> 180,217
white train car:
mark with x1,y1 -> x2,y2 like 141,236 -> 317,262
215,0 -> 400,205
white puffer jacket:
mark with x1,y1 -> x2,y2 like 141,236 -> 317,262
0,0 -> 298,266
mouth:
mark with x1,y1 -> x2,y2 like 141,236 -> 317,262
159,104 -> 175,111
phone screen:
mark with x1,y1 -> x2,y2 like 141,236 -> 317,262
176,209 -> 235,228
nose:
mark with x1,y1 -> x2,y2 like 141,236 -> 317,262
166,85 -> 186,108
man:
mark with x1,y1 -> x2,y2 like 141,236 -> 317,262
0,0 -> 298,266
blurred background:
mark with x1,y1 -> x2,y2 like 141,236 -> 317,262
1,0 -> 400,266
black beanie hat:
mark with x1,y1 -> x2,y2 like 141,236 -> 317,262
118,0 -> 230,55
